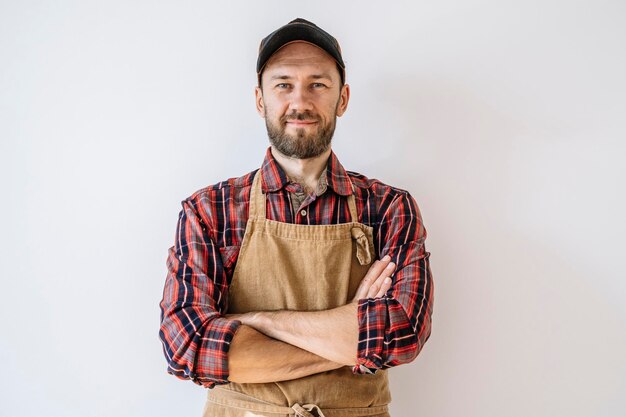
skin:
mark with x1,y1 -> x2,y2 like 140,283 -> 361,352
228,257 -> 395,382
227,42 -> 394,383
255,41 -> 350,191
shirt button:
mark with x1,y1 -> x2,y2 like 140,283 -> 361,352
300,209 -> 307,216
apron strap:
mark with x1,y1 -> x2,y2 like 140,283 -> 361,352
207,387 -> 389,416
292,403 -> 326,417
346,177 -> 358,223
249,169 -> 266,220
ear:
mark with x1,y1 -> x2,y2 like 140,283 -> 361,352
255,86 -> 265,118
336,84 -> 350,117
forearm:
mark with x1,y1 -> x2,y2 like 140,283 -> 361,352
228,324 -> 343,383
355,253 -> 434,370
239,303 -> 359,366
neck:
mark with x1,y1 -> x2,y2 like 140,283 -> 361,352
270,146 -> 331,192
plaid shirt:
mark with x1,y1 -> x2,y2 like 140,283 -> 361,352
159,147 -> 434,388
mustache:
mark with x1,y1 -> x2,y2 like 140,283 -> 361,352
281,111 -> 321,123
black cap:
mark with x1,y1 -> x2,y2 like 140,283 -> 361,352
256,18 -> 345,85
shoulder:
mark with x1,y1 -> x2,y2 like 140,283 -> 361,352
347,170 -> 414,202
347,170 -> 426,240
346,169 -> 425,225
187,169 -> 257,199
180,168 -> 259,216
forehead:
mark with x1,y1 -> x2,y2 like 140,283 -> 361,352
263,41 -> 339,76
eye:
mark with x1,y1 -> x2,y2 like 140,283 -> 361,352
311,82 -> 327,89
276,83 -> 291,89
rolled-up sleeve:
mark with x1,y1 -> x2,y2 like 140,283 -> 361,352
354,191 -> 434,373
159,198 -> 241,388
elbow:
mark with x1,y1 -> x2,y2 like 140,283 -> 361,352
158,312 -> 238,388
379,307 -> 433,369
158,321 -> 200,384
398,309 -> 433,365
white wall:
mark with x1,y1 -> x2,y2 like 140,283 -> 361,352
1,1 -> 624,416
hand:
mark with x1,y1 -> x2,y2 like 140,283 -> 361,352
352,255 -> 396,302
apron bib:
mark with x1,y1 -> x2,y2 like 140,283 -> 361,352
203,170 -> 391,417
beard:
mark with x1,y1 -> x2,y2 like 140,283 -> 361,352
265,109 -> 337,159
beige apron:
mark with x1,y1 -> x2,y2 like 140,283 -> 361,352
203,170 -> 391,417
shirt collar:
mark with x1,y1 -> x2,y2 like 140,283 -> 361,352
260,147 -> 353,196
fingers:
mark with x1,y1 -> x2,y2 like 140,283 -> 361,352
352,255 -> 391,301
366,261 -> 395,299
370,278 -> 391,299
352,255 -> 396,302
376,277 -> 392,298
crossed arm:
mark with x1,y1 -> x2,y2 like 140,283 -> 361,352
227,257 -> 396,383
160,192 -> 433,388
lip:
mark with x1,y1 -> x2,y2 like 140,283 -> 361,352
286,120 -> 318,127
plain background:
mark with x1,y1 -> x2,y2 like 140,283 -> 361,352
1,1 -> 625,416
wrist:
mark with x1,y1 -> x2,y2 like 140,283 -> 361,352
239,311 -> 266,329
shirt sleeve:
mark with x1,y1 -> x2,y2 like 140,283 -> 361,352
354,191 -> 434,373
159,198 -> 241,388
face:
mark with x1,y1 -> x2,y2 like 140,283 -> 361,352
255,41 -> 350,159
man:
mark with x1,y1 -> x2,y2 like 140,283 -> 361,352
159,18 -> 434,417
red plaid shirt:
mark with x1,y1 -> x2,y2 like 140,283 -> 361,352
159,147 -> 434,388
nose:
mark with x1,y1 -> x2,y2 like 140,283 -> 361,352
288,85 -> 314,113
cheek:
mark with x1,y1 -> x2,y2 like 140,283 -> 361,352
263,105 -> 280,120
321,101 -> 340,120
263,98 -> 287,117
